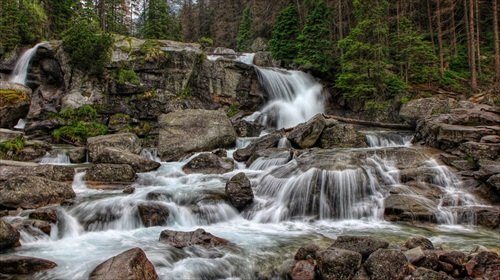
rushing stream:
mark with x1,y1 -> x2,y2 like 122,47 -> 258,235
3,52 -> 499,279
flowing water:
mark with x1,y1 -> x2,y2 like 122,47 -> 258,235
9,42 -> 46,85
3,56 -> 499,279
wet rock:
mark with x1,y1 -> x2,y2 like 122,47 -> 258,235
225,172 -> 253,211
414,251 -> 440,271
316,247 -> 362,280
328,235 -> 389,260
439,250 -> 465,268
89,247 -> 157,280
465,251 -> 500,279
28,208 -> 58,223
288,114 -> 326,149
158,109 -> 237,162
87,133 -> 142,161
182,152 -> 234,174
137,203 -> 169,227
384,194 -> 437,223
68,147 -> 86,163
0,176 -> 75,209
0,255 -> 57,274
246,148 -> 292,169
0,164 -> 75,185
411,267 -> 453,280
295,244 -> 320,261
85,164 -> 137,183
233,119 -> 265,137
320,124 -> 367,149
404,237 -> 435,250
288,260 -> 316,280
123,187 -> 135,194
233,131 -> 284,162
362,249 -> 408,280
0,218 -> 19,250
93,147 -> 161,173
159,228 -> 229,248
0,81 -> 32,128
405,247 -> 426,264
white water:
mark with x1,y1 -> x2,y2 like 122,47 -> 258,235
365,131 -> 413,147
40,151 -> 71,165
9,42 -> 46,85
255,67 -> 324,129
14,118 -> 26,130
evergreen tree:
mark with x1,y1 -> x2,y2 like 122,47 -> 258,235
138,0 -> 181,40
296,0 -> 336,77
0,0 -> 22,52
269,5 -> 300,63
236,5 -> 253,52
18,0 -> 48,45
46,0 -> 78,39
336,0 -> 404,100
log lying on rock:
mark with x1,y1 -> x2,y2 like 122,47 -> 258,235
322,114 -> 415,130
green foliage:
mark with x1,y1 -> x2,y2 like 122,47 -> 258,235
0,0 -> 22,51
62,18 -> 113,73
117,69 -> 140,85
400,97 -> 410,103
0,135 -> 26,157
53,121 -> 108,143
47,0 -> 78,39
138,0 -> 181,40
269,5 -> 300,63
0,89 -> 27,106
227,105 -> 238,118
236,5 -> 253,52
177,86 -> 191,99
135,40 -> 166,62
198,37 -> 213,48
18,0 -> 48,45
296,0 -> 336,76
58,105 -> 98,121
197,53 -> 207,64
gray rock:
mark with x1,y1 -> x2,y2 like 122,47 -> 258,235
68,147 -> 87,163
0,255 -> 57,274
251,37 -> 269,52
411,267 -> 453,280
404,237 -> 434,250
93,147 -> 161,173
28,208 -> 58,223
137,202 -> 169,227
182,152 -> 234,174
233,131 -> 284,162
225,172 -> 253,211
0,129 -> 23,143
363,249 -> 408,280
89,247 -> 158,280
87,133 -> 142,161
399,97 -> 457,126
0,164 -> 75,184
0,218 -> 20,250
0,81 -> 32,128
0,176 -> 75,209
405,247 -> 426,264
288,114 -> 326,149
329,235 -> 389,259
158,109 -> 237,162
159,228 -> 229,248
85,164 -> 137,183
316,247 -> 362,280
384,194 -> 437,223
320,124 -> 367,149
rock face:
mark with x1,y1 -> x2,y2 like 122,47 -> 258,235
87,133 -> 142,161
0,81 -> 32,128
93,147 -> 160,173
158,109 -> 237,161
0,218 -> 20,250
0,255 -> 57,274
182,152 -> 234,174
0,176 -> 75,209
89,247 -> 158,280
225,172 -> 254,211
159,228 -> 229,248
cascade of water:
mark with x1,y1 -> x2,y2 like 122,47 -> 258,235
365,132 -> 413,148
40,152 -> 71,165
255,67 -> 324,129
140,148 -> 162,162
9,42 -> 46,85
13,118 -> 26,130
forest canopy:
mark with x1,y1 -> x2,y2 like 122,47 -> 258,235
1,0 -> 498,102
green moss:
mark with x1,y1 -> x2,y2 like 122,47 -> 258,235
0,89 -> 27,106
400,97 -> 410,103
227,105 -> 238,118
117,69 -> 140,85
0,135 -> 26,158
134,40 -> 166,63
52,121 -> 108,143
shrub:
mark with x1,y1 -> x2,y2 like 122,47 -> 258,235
0,135 -> 25,157
118,69 -> 140,85
198,37 -> 213,48
53,121 -> 108,143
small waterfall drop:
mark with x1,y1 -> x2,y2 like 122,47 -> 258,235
9,42 -> 46,85
40,150 -> 71,165
255,67 -> 324,129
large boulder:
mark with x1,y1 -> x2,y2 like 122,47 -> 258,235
182,152 -> 234,174
0,255 -> 57,274
158,109 -> 237,162
316,247 -> 362,280
465,251 -> 500,279
93,147 -> 161,173
319,124 -> 367,149
288,260 -> 316,280
328,235 -> 389,260
159,228 -> 229,248
0,163 -> 75,185
225,172 -> 254,211
87,133 -> 142,162
399,97 -> 458,126
0,176 -> 75,209
287,114 -> 326,149
89,247 -> 158,280
0,218 -> 20,250
362,249 -> 408,280
233,130 -> 284,162
0,81 -> 32,128
85,164 -> 137,183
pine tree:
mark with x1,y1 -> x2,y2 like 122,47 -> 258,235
18,0 -> 48,45
296,0 -> 336,76
0,0 -> 22,52
139,0 -> 180,40
236,5 -> 253,52
269,5 -> 300,63
45,0 -> 78,39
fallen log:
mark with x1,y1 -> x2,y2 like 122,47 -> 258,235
322,114 -> 415,130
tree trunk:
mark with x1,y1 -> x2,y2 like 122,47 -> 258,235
494,0 -> 500,87
427,0 -> 436,51
436,0 -> 445,77
469,0 -> 477,92
322,115 -> 415,130
475,0 -> 481,75
450,0 -> 457,56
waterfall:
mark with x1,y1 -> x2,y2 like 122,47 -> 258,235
254,67 -> 324,129
9,42 -> 46,85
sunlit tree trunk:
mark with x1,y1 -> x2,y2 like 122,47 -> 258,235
494,0 -> 500,88
468,0 -> 477,92
436,0 -> 444,76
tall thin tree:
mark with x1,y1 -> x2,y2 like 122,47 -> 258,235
494,0 -> 500,87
